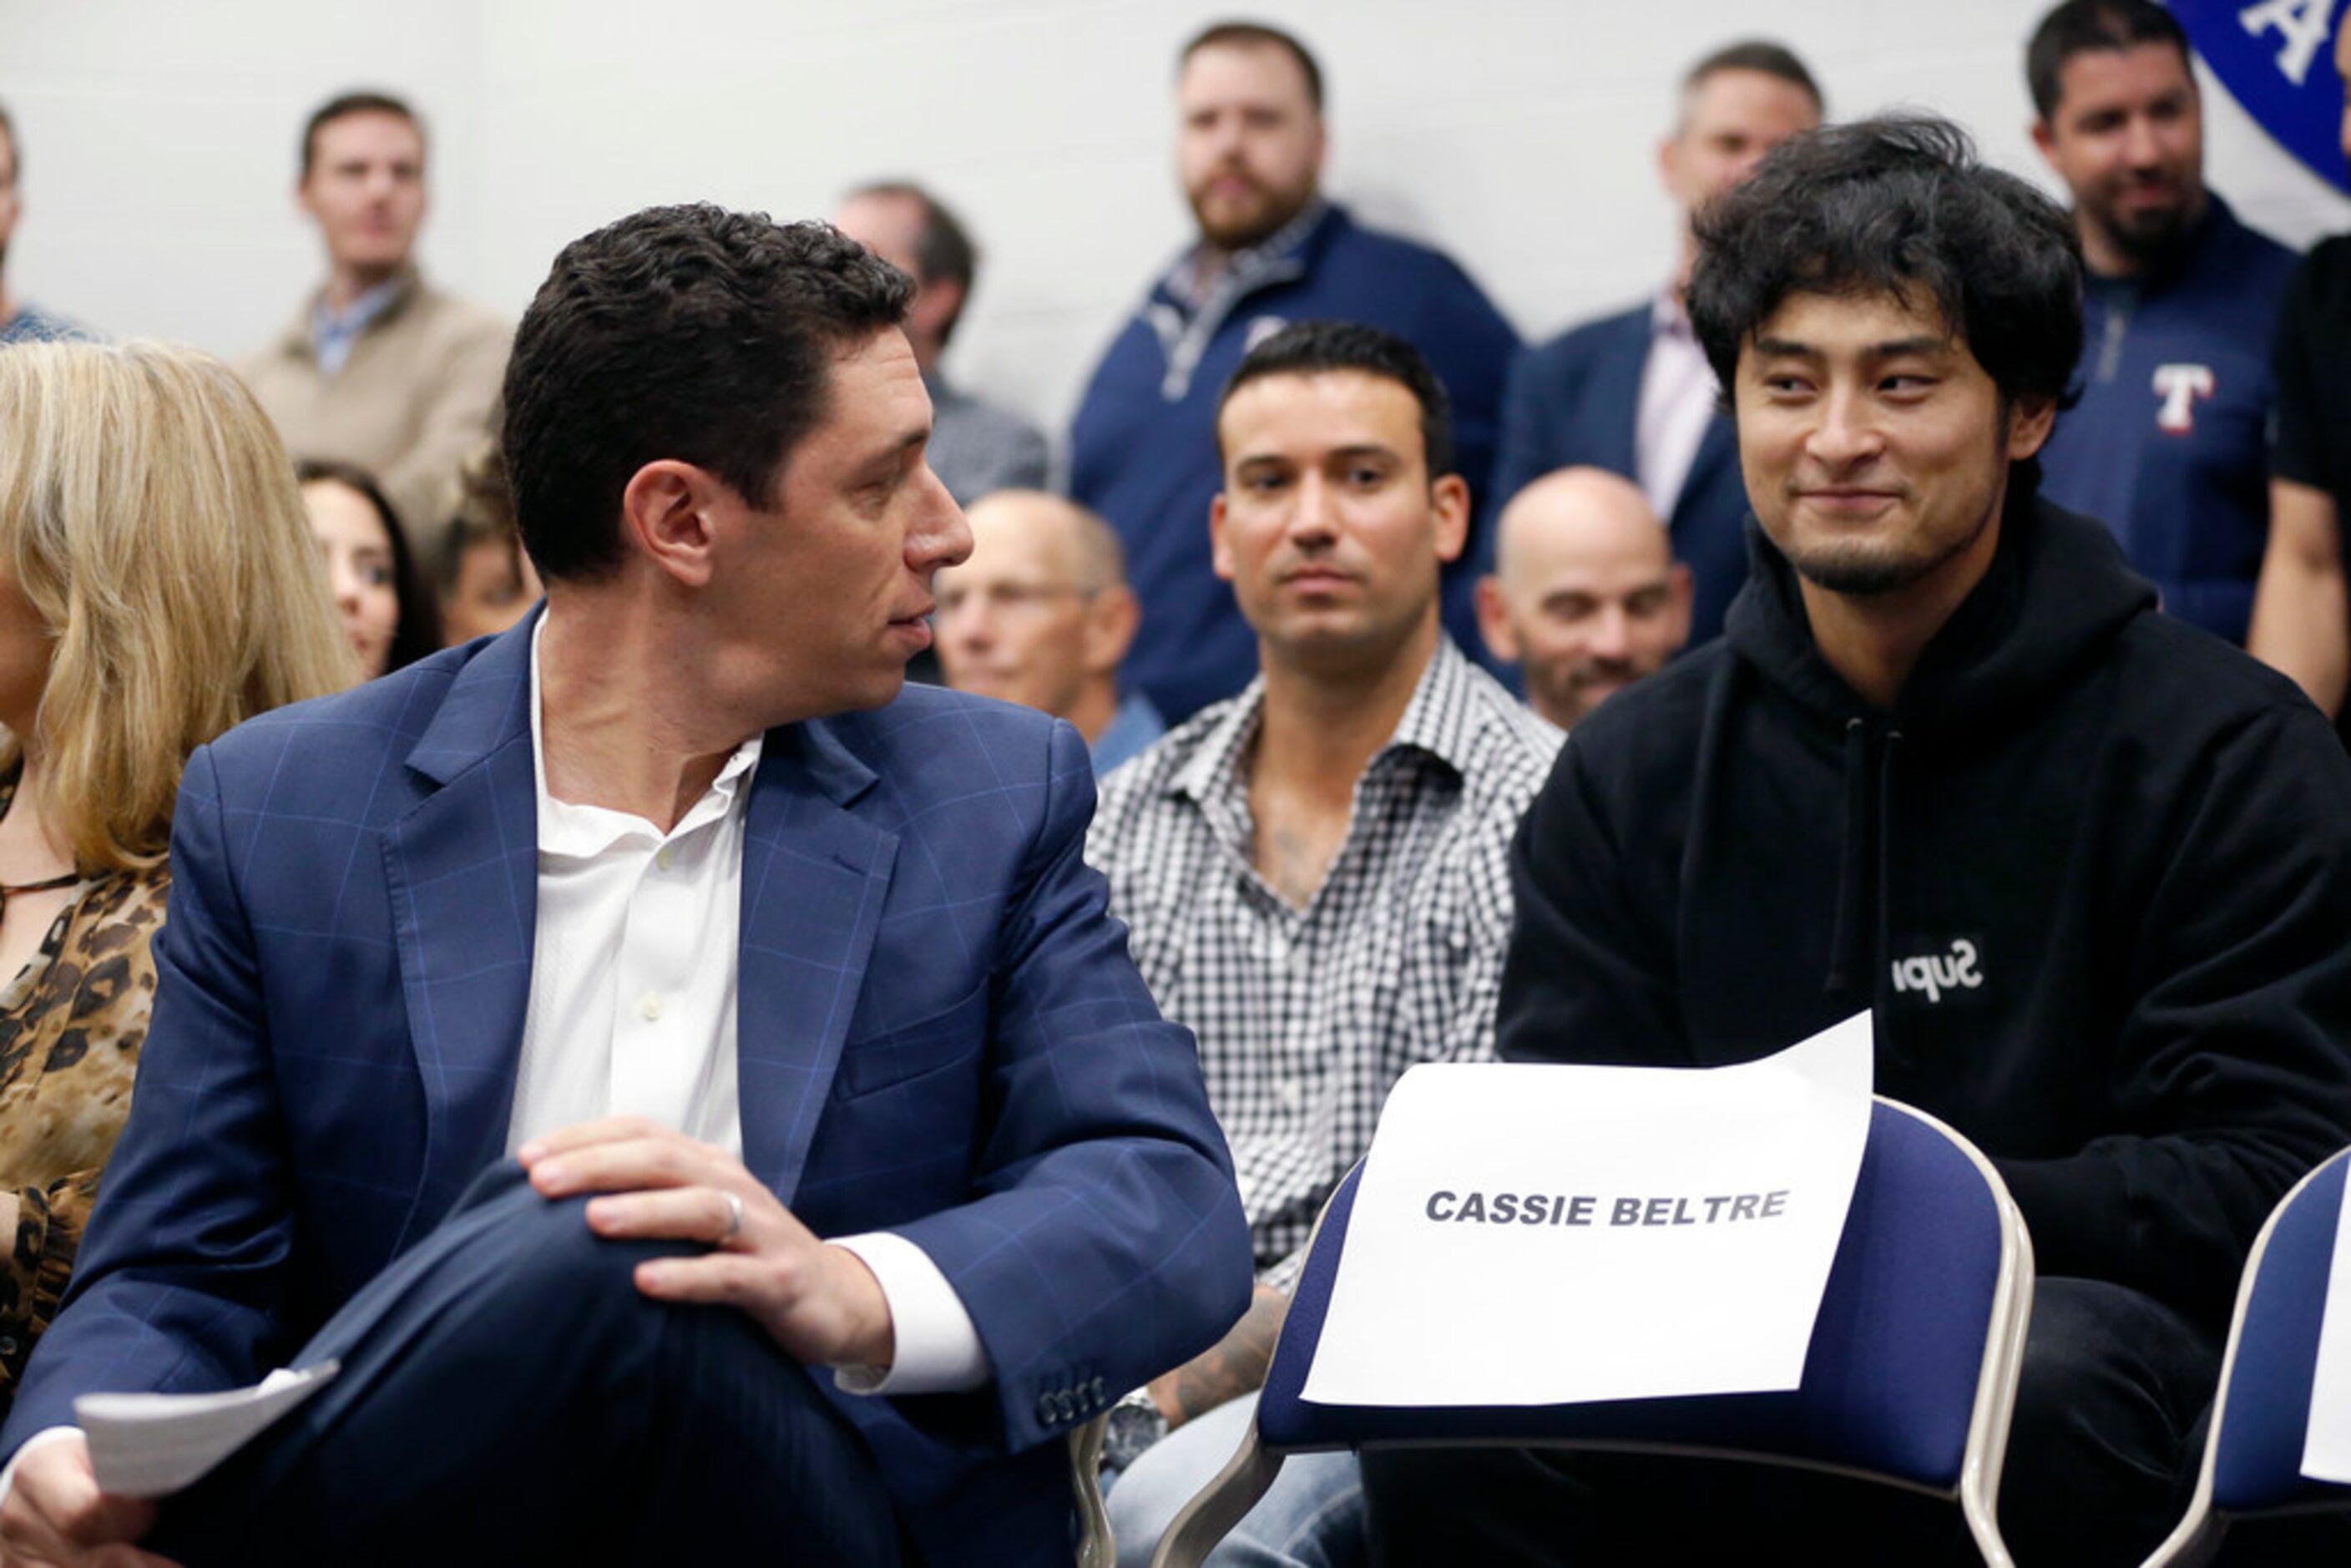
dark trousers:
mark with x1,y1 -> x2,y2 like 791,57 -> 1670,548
1358,1277 -> 2344,1567
146,1161 -> 905,1568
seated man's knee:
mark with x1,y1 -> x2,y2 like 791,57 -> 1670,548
1999,1277 -> 2217,1565
2010,1277 -> 2216,1454
437,1164 -> 684,1333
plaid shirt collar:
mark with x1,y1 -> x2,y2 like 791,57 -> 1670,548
1162,198 -> 1332,316
1166,635 -> 1486,817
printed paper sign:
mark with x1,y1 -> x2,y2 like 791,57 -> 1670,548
2299,1169 -> 2351,1480
1300,1014 -> 1873,1408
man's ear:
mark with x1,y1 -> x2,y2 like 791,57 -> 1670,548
1083,584 -> 1141,674
913,276 -> 966,349
1474,575 -> 1520,665
1210,492 -> 1236,584
1430,473 -> 1472,565
2007,394 -> 2059,463
2029,116 -> 2059,169
1666,563 -> 1696,653
619,460 -> 726,588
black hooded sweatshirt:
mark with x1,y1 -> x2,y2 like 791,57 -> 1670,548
1499,493 -> 2351,1333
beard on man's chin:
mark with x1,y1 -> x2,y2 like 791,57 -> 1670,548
1190,185 -> 1312,252
1193,208 -> 1282,252
1790,517 -> 1994,597
1792,549 -> 1931,598
2096,190 -> 2202,266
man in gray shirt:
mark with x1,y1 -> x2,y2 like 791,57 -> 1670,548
835,181 -> 1049,507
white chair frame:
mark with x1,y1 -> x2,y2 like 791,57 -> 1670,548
2140,1149 -> 2351,1568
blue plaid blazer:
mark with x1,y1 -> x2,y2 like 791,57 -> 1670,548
3,613 -> 1251,1564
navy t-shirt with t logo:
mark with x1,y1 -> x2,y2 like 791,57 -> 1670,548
2036,195 -> 2299,645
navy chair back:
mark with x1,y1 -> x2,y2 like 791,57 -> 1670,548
2144,1149 -> 2351,1567
1153,1097 -> 2034,1568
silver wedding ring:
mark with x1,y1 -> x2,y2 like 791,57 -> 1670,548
719,1190 -> 745,1244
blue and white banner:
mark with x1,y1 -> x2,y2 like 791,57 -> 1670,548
2174,0 -> 2350,195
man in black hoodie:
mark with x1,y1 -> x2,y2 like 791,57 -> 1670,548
1361,117 -> 2351,1566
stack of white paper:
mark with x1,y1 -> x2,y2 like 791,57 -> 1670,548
78,1360 -> 341,1498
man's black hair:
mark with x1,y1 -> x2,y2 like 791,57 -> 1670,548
1181,21 -> 1325,111
1687,114 -> 2082,493
300,90 -> 422,181
845,180 -> 979,345
1217,320 -> 1455,479
2026,0 -> 2193,120
1683,39 -> 1823,111
502,203 -> 914,583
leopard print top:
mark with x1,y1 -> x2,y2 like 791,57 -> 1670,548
0,820 -> 168,1419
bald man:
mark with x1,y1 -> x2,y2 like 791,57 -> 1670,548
936,489 -> 1165,772
1475,466 -> 1693,729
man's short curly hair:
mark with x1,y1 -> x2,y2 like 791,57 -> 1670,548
1688,115 -> 2084,422
503,203 -> 914,582
1216,320 -> 1456,479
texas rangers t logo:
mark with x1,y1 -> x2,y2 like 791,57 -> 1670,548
2153,363 -> 2217,435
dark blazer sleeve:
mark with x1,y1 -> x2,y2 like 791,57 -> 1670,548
890,721 -> 1252,1453
2,747 -> 301,1455
1489,341 -> 1570,527
1418,263 -> 1520,518
1420,263 -> 1523,669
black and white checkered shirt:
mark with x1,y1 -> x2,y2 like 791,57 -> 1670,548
1090,639 -> 1563,1289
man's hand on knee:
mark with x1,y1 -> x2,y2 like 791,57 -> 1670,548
518,1117 -> 896,1373
0,1435 -> 173,1567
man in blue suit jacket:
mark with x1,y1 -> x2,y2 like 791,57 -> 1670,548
0,206 -> 1251,1567
1489,41 -> 1821,646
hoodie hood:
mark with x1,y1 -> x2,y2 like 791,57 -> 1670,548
1722,491 -> 2160,746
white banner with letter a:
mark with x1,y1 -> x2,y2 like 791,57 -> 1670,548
1300,1013 -> 1874,1408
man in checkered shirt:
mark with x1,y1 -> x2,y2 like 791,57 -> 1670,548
1088,321 -> 1562,1567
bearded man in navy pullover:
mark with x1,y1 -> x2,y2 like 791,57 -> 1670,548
1360,117 -> 2351,1568
2026,0 -> 2298,645
1067,21 -> 1518,725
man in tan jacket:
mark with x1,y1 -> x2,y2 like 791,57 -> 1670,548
240,91 -> 507,564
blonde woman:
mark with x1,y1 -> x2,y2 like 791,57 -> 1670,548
0,341 -> 348,1416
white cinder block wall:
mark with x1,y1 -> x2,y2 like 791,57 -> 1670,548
3,0 -> 2346,442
